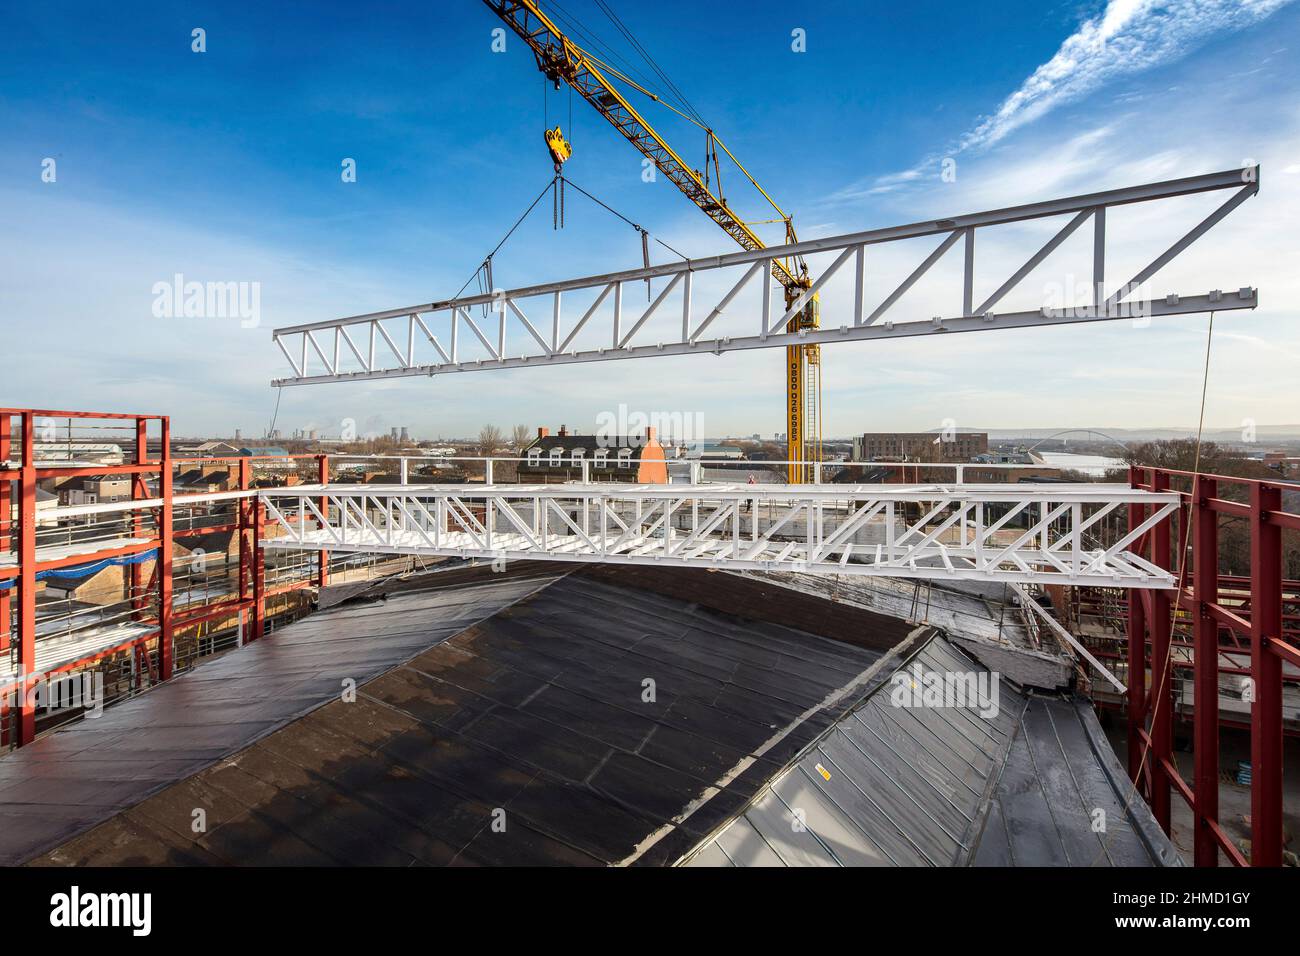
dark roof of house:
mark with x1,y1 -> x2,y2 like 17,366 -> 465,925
176,530 -> 236,555
0,564 -> 559,865
524,434 -> 651,457
8,563 -> 902,866
1,563 -> 1176,868
177,470 -> 230,487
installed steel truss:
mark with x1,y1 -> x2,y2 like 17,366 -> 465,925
270,168 -> 1258,386
258,483 -> 1180,588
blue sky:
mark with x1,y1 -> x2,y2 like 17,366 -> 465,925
2,0 -> 1298,439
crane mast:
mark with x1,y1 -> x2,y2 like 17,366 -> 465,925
483,0 -> 822,481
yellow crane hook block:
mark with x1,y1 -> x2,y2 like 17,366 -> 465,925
544,126 -> 572,170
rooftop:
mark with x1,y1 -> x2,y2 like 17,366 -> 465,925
3,562 -> 1175,867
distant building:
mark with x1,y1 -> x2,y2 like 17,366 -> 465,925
177,440 -> 240,457
853,432 -> 989,462
518,426 -> 668,484
693,443 -> 744,461
31,443 -> 124,467
175,467 -> 233,493
63,474 -> 131,506
237,446 -> 295,472
10,487 -> 59,526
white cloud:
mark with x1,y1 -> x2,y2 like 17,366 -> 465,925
960,0 -> 1296,152
850,0 -> 1297,200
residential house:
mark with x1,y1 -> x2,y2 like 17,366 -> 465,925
518,426 -> 668,484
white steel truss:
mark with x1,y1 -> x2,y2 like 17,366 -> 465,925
270,168 -> 1259,386
259,483 -> 1180,588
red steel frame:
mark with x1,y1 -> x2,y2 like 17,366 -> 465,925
1,408 -> 330,748
2,408 -> 1292,868
1127,465 -> 1297,867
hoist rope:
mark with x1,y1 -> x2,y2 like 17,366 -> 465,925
1093,309 -> 1217,866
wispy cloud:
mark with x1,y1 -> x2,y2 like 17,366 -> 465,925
960,0 -> 1295,152
840,0 -> 1296,201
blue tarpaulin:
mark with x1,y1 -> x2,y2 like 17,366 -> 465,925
0,549 -> 157,591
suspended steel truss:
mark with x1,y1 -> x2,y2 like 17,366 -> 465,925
258,482 -> 1180,588
269,167 -> 1258,386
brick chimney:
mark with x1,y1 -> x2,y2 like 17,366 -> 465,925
558,425 -> 568,437
537,427 -> 550,439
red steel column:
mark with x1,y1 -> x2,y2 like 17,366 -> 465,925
1249,482 -> 1283,866
1148,469 -> 1173,833
1126,466 -> 1148,786
130,419 -> 148,617
316,454 -> 329,590
158,418 -> 173,680
252,495 -> 265,643
1191,477 -> 1219,866
0,415 -> 11,746
0,414 -> 11,657
17,412 -> 37,745
237,459 -> 252,642
238,458 -> 250,595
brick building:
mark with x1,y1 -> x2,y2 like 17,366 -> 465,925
518,426 -> 668,483
852,431 -> 989,462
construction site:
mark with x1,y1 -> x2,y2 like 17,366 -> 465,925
3,0 -> 1298,920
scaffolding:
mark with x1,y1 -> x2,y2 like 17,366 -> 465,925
1,406 -> 1294,866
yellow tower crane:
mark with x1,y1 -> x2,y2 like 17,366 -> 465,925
483,0 -> 822,482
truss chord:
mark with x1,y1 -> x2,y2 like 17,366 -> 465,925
270,168 -> 1258,386
258,483 -> 1179,589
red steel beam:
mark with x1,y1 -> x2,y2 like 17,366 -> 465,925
17,412 -> 37,745
1148,469 -> 1173,833
0,408 -> 164,420
238,458 -> 251,645
0,414 -> 11,660
1136,727 -> 1251,868
1268,636 -> 1300,669
32,463 -> 160,480
0,415 -> 9,747
1191,476 -> 1219,867
317,454 -> 329,590
158,418 -> 173,680
251,494 -> 265,643
0,539 -> 161,582
1249,482 -> 1283,866
130,419 -> 149,621
1126,466 -> 1147,787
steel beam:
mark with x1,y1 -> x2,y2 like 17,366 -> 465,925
1126,468 -> 1148,787
258,482 -> 1179,589
269,168 -> 1260,387
1192,477 -> 1219,866
1149,470 -> 1173,834
1250,483 -> 1283,866
17,413 -> 35,745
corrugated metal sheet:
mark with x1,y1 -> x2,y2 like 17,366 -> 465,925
681,634 -> 1181,867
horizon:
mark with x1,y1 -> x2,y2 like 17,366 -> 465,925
3,0 -> 1298,436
